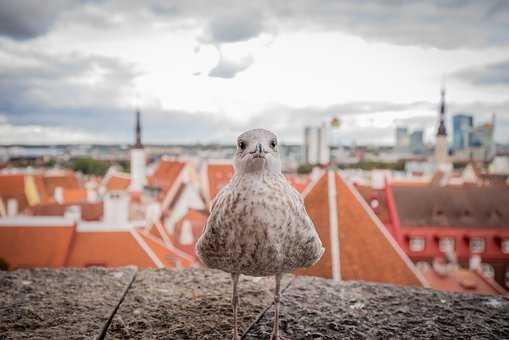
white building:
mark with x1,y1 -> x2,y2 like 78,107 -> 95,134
129,110 -> 147,192
304,122 -> 330,165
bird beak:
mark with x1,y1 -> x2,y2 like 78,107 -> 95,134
256,143 -> 262,154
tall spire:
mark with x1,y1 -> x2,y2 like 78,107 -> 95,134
134,109 -> 143,149
437,86 -> 447,137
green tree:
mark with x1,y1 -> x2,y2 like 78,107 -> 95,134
71,158 -> 110,176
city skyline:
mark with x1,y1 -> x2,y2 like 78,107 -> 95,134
0,1 -> 508,145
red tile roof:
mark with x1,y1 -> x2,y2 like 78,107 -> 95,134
0,223 -> 75,269
43,172 -> 81,195
297,171 -> 425,287
422,267 -> 507,295
27,202 -> 103,221
0,174 -> 29,211
62,189 -> 87,204
354,184 -> 391,225
172,209 -> 208,258
66,230 -> 157,268
149,159 -> 186,193
104,174 -> 130,191
206,163 -> 234,201
285,174 -> 311,193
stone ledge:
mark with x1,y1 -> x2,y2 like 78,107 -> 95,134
1,268 -> 508,340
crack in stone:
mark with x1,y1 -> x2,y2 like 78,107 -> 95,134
241,276 -> 295,340
95,267 -> 139,340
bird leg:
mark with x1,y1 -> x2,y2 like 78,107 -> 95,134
232,273 -> 240,340
270,273 -> 286,340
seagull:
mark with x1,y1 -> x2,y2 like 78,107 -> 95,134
196,129 -> 324,340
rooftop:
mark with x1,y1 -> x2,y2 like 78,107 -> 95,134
1,268 -> 508,339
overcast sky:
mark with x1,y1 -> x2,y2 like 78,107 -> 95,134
1,0 -> 508,145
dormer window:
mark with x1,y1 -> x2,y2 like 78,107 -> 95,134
409,237 -> 425,252
439,237 -> 455,253
470,238 -> 485,254
502,239 -> 509,254
370,199 -> 380,209
505,268 -> 509,289
481,263 -> 495,279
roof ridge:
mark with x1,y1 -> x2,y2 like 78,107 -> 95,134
336,171 -> 429,287
129,229 -> 164,268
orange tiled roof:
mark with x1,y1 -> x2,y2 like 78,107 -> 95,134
139,231 -> 194,268
173,209 -> 208,257
206,163 -> 234,201
0,174 -> 29,211
422,267 -> 507,295
354,184 -> 391,224
27,202 -> 103,221
66,230 -> 157,268
105,174 -> 131,191
149,159 -> 186,193
43,172 -> 81,194
285,174 -> 311,193
62,189 -> 87,204
0,225 -> 75,269
297,171 -> 424,287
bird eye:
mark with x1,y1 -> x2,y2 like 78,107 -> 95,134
270,139 -> 277,149
238,140 -> 246,150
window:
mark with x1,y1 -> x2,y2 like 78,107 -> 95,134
502,239 -> 509,254
409,237 -> 425,252
439,237 -> 455,253
480,263 -> 495,279
505,268 -> 509,289
470,238 -> 485,253
416,262 -> 430,271
370,199 -> 380,209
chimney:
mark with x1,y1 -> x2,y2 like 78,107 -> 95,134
179,220 -> 194,245
469,255 -> 481,270
7,198 -> 18,216
54,186 -> 64,204
64,205 -> 81,222
103,191 -> 129,224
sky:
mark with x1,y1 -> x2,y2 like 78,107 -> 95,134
0,0 -> 508,146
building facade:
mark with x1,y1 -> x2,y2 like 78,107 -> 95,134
452,114 -> 473,151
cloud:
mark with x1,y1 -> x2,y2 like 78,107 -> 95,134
199,9 -> 264,45
0,0 -> 74,40
454,59 -> 509,87
5,2 -> 508,48
0,43 -> 140,129
208,54 -> 254,79
0,115 -> 113,144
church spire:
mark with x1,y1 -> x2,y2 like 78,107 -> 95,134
134,109 -> 143,149
437,86 -> 447,137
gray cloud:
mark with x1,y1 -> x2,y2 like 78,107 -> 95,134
0,43 -> 140,131
199,9 -> 264,44
208,54 -> 254,79
454,59 -> 509,86
0,0 -> 74,40
4,1 -> 509,48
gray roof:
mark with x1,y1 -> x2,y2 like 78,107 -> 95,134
392,186 -> 509,228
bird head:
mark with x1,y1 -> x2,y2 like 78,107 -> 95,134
234,129 -> 281,175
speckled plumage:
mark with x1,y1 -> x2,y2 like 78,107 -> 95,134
196,129 -> 324,340
196,130 -> 324,276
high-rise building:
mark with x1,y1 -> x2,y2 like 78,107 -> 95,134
304,123 -> 330,165
409,129 -> 424,154
129,110 -> 147,192
435,87 -> 449,169
452,114 -> 473,151
470,114 -> 496,161
395,127 -> 410,153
